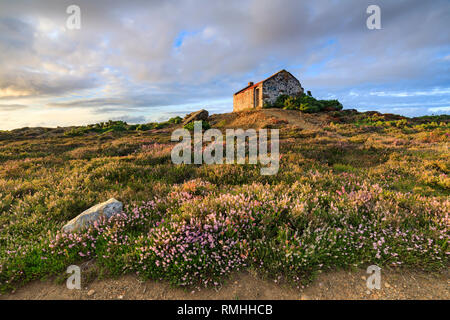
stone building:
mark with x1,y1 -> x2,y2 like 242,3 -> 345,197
233,70 -> 304,112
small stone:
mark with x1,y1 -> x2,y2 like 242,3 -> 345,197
182,109 -> 209,125
118,295 -> 124,299
366,290 -> 371,295
385,282 -> 391,288
87,289 -> 95,296
62,198 -> 123,233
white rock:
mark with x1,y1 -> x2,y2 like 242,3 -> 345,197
62,198 -> 123,233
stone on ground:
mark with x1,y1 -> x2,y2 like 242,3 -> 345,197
62,198 -> 123,233
183,109 -> 209,125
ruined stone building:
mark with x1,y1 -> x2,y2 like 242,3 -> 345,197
233,70 -> 304,112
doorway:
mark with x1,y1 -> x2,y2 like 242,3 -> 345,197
254,88 -> 260,108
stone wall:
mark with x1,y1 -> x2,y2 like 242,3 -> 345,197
262,71 -> 304,106
233,70 -> 303,112
233,83 -> 263,112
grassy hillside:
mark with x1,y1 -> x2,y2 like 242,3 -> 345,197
0,109 -> 448,292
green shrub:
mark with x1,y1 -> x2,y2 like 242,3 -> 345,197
319,99 -> 343,111
64,121 -> 129,136
63,118 -> 185,136
282,97 -> 298,110
135,124 -> 152,131
183,121 -> 211,131
298,103 -> 320,113
168,116 -> 182,124
266,93 -> 343,113
274,95 -> 290,108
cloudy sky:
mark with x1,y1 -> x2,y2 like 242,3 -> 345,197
0,0 -> 449,129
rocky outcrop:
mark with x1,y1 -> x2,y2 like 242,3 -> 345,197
183,109 -> 209,125
62,198 -> 123,233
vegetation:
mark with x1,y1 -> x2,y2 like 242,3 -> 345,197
264,93 -> 343,113
64,117 -> 183,137
183,120 -> 211,131
0,111 -> 448,292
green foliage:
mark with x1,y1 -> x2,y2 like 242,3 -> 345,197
274,94 -> 290,108
65,121 -> 129,136
168,116 -> 183,124
298,102 -> 320,113
282,97 -> 298,110
64,117 -> 184,136
266,93 -> 343,113
353,114 -> 449,131
0,109 -> 448,292
183,120 -> 211,131
413,114 -> 450,123
136,124 -> 152,131
414,121 -> 448,130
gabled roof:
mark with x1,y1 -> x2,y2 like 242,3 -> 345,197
233,69 -> 292,95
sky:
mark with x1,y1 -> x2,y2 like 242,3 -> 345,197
0,0 -> 449,130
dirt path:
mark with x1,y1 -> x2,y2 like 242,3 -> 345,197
1,268 -> 448,300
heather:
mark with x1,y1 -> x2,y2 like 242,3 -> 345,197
0,110 -> 448,292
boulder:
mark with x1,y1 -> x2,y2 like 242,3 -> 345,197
183,109 -> 209,125
62,198 -> 123,233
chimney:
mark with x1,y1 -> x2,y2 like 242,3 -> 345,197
248,82 -> 254,87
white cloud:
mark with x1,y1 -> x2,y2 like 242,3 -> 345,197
369,88 -> 450,97
428,106 -> 450,112
0,0 -> 449,129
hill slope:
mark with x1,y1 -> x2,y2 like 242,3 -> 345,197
0,109 -> 448,294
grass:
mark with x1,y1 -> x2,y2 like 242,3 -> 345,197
0,111 -> 448,292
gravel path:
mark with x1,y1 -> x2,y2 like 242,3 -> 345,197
1,268 -> 448,300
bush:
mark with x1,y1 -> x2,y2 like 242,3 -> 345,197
64,118 -> 185,136
283,97 -> 298,110
298,103 -> 320,113
274,95 -> 290,108
319,99 -> 343,111
265,93 -> 343,113
168,116 -> 182,124
135,124 -> 152,131
183,121 -> 211,131
64,121 -> 128,136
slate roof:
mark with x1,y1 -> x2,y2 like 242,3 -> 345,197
233,69 -> 292,95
